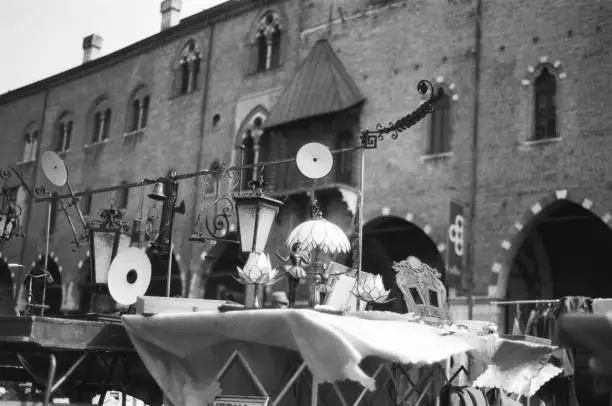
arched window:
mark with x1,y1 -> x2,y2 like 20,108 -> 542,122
22,124 -> 39,162
533,67 -> 557,140
55,113 -> 74,153
427,88 -> 452,155
254,11 -> 283,72
174,40 -> 201,96
237,108 -> 269,190
90,99 -> 112,144
116,182 -> 129,210
127,86 -> 150,133
241,131 -> 255,191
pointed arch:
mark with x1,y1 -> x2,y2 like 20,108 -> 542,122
87,94 -> 112,145
172,38 -> 202,96
488,189 -> 612,298
247,7 -> 287,74
235,106 -> 270,189
54,111 -> 75,153
21,121 -> 40,163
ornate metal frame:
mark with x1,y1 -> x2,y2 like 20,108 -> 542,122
0,166 -> 47,244
360,80 -> 438,149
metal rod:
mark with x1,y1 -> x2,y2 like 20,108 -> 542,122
41,194 -> 52,317
271,362 -> 307,406
67,181 -> 88,231
51,353 -> 88,392
43,353 -> 57,406
491,299 -> 560,305
356,145 -> 365,311
34,146 -> 363,203
166,241 -> 174,298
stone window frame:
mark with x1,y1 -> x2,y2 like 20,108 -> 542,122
246,8 -> 287,75
125,85 -> 151,136
421,76 -> 459,161
234,106 -> 270,190
519,57 -> 567,148
54,111 -> 75,154
172,39 -> 202,97
86,96 -> 112,147
21,121 -> 40,163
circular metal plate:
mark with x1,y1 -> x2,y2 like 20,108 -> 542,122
296,143 -> 334,179
108,247 -> 152,306
41,151 -> 68,187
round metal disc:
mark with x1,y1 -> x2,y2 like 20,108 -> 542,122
296,143 -> 334,179
42,151 -> 68,187
108,247 -> 152,306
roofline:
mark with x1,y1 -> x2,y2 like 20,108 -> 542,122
264,99 -> 365,131
0,0 -> 274,105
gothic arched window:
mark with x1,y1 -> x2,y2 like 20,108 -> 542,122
55,113 -> 74,153
127,86 -> 150,133
22,123 -> 39,162
254,11 -> 283,72
533,67 -> 557,140
427,88 -> 452,155
174,40 -> 202,96
90,98 -> 112,144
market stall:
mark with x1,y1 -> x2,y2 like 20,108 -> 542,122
121,307 -> 562,406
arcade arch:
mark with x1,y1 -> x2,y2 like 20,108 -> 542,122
489,191 -> 612,406
362,212 -> 447,312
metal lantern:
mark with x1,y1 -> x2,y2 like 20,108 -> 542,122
234,178 -> 283,253
0,188 -> 19,242
89,208 -> 131,284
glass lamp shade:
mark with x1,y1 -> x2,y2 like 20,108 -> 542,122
234,194 -> 283,253
89,228 -> 131,284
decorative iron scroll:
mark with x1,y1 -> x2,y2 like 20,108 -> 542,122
360,80 -> 437,149
0,166 -> 47,198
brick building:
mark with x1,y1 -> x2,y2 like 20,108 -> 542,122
1,0 -> 612,324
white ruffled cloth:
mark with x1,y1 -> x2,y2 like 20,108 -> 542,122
122,309 -> 559,406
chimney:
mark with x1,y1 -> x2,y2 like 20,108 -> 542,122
82,34 -> 103,63
161,0 -> 182,30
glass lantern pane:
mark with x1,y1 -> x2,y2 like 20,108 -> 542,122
117,233 -> 132,256
92,231 -> 116,284
236,202 -> 257,253
254,201 -> 280,253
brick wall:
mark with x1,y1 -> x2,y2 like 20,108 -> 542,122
1,0 -> 612,302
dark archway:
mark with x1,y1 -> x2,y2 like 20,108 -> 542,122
145,246 -> 182,298
0,256 -> 15,315
202,232 -> 249,304
25,255 -> 63,316
505,200 -> 612,406
362,216 -> 446,313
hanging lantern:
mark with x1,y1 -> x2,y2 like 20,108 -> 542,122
89,208 -> 131,284
233,177 -> 283,253
0,187 -> 20,242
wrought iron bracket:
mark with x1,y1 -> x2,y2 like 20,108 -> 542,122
360,80 -> 438,149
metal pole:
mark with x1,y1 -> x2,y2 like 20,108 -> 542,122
166,239 -> 174,298
356,146 -> 365,310
41,194 -> 52,316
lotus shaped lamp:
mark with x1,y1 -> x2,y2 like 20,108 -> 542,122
352,273 -> 392,306
236,252 -> 280,285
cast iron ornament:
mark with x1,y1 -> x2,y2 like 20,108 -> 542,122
360,80 -> 437,149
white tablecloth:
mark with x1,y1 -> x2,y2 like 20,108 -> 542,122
122,309 -> 559,406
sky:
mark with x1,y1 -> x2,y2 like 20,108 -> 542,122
0,0 -> 228,95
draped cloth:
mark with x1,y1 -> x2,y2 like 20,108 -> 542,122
122,309 -> 559,406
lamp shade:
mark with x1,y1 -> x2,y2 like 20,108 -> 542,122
234,194 -> 283,253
